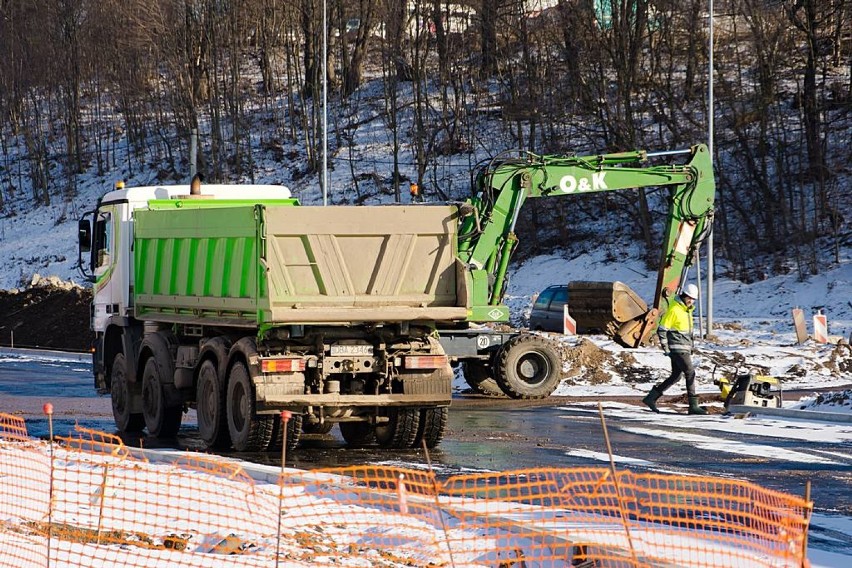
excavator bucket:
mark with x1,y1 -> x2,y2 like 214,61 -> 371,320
567,281 -> 656,348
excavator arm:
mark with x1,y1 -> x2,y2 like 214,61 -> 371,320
457,144 -> 715,346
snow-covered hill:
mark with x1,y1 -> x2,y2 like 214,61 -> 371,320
0,172 -> 849,336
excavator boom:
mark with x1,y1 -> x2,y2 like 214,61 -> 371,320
458,144 -> 716,346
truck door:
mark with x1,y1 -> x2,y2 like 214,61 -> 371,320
91,206 -> 121,333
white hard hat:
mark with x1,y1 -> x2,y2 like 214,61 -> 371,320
682,283 -> 699,299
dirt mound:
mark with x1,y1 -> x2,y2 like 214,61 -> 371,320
559,338 -> 617,385
0,277 -> 93,351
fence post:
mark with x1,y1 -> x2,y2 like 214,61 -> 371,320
275,410 -> 292,568
597,403 -> 639,567
43,403 -> 54,568
802,480 -> 812,567
96,463 -> 111,545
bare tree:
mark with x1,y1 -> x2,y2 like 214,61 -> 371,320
786,0 -> 827,183
480,0 -> 498,77
339,0 -> 378,97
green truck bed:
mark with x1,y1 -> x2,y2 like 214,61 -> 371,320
133,202 -> 468,327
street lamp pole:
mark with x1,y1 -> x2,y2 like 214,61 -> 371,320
706,0 -> 715,336
322,0 -> 328,206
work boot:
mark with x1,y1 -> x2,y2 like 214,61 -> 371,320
688,395 -> 708,415
642,387 -> 663,413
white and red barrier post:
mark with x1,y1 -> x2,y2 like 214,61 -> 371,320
563,305 -> 576,336
813,311 -> 828,343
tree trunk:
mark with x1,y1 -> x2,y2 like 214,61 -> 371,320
480,0 -> 498,77
343,0 -> 377,97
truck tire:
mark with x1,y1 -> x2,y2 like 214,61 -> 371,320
196,359 -> 230,449
461,361 -> 505,397
141,357 -> 182,437
302,421 -> 335,435
495,335 -> 562,400
226,361 -> 274,452
375,408 -> 419,449
339,422 -> 375,447
110,353 -> 144,433
412,407 -> 448,449
268,413 -> 303,452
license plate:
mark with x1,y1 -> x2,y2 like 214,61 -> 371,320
329,344 -> 373,356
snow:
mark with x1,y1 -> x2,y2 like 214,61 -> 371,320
491,250 -> 852,405
0,441 -> 822,568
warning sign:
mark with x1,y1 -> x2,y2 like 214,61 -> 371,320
792,308 -> 807,344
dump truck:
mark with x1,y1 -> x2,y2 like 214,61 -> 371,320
78,144 -> 714,451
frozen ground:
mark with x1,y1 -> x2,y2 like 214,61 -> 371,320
497,252 -> 852,399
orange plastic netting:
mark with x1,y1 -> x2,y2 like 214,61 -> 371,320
0,413 -> 812,567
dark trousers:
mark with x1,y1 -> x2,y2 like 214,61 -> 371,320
656,351 -> 696,397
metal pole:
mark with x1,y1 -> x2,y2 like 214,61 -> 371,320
706,0 -> 715,337
322,0 -> 328,206
645,148 -> 693,158
696,249 -> 704,340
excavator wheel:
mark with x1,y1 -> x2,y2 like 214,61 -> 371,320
461,361 -> 506,397
495,334 -> 563,399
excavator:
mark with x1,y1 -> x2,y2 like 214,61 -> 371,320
443,143 -> 715,398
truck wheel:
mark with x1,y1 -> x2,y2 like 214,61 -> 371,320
197,360 -> 230,449
339,422 -> 375,447
461,361 -> 505,397
375,408 -> 419,449
302,421 -> 335,435
495,335 -> 562,400
226,361 -> 274,452
268,413 -> 303,452
141,357 -> 182,437
110,353 -> 144,433
412,407 -> 448,449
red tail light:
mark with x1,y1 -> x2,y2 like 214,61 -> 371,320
261,358 -> 306,373
403,355 -> 448,370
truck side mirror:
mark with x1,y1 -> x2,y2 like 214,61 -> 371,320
78,219 -> 92,252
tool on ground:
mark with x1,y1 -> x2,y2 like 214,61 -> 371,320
713,364 -> 782,410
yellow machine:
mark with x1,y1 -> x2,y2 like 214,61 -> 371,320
714,367 -> 782,409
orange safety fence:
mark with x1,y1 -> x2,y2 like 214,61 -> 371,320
0,413 -> 813,567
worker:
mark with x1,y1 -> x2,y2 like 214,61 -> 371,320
642,283 -> 707,415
